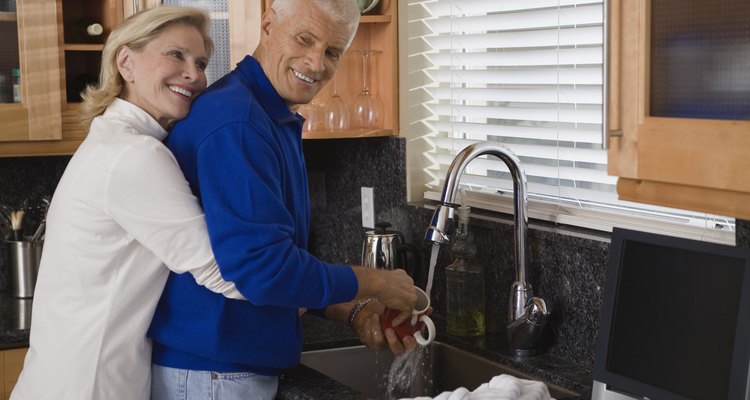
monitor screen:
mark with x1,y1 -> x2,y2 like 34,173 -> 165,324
594,228 -> 750,400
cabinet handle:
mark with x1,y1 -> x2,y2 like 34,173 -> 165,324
133,0 -> 140,13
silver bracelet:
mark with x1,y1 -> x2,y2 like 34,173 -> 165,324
347,298 -> 375,329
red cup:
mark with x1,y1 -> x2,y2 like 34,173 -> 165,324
380,286 -> 436,345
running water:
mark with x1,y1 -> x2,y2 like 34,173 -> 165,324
386,345 -> 431,399
424,242 -> 441,297
382,243 -> 441,398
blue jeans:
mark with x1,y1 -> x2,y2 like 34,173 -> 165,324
151,364 -> 278,400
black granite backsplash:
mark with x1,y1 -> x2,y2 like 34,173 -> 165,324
302,138 -> 611,369
1,137 -> 748,375
0,156 -> 70,291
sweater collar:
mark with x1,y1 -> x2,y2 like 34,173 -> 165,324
235,56 -> 300,124
104,98 -> 169,141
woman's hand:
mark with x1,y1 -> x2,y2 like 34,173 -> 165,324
352,300 -> 417,356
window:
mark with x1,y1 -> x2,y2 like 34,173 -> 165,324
402,0 -> 735,243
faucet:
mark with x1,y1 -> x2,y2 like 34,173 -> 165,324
424,141 -> 549,357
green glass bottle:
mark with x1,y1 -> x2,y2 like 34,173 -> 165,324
445,205 -> 485,336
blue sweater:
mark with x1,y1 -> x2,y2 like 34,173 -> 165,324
148,56 -> 358,375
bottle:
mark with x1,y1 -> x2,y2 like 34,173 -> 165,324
12,68 -> 21,103
65,18 -> 104,44
445,205 -> 485,337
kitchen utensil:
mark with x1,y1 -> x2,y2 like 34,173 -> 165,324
380,286 -> 435,345
7,240 -> 43,298
361,221 -> 421,275
31,197 -> 50,242
10,210 -> 25,241
14,298 -> 32,330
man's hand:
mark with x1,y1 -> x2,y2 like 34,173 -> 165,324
351,267 -> 417,327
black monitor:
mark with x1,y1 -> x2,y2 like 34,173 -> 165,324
593,228 -> 750,400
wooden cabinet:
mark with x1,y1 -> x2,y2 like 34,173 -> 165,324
0,0 -> 397,157
0,0 -> 123,157
607,0 -> 750,219
0,0 -> 67,156
297,0 -> 399,139
58,0 -> 122,150
1,347 -> 27,400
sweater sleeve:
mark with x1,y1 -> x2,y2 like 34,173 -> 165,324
194,123 -> 358,308
104,136 -> 245,300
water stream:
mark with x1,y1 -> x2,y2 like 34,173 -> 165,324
385,345 -> 431,399
377,243 -> 441,398
425,243 -> 441,297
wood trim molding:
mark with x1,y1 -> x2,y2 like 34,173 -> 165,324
617,178 -> 750,220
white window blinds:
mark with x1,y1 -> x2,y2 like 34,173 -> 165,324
405,0 -> 735,243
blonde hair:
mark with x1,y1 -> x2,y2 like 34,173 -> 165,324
78,6 -> 213,131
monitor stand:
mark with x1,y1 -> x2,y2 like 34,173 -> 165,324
592,381 -> 648,400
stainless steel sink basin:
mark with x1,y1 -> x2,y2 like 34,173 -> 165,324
301,342 -> 578,399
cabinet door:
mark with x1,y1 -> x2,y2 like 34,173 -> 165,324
0,0 -> 63,143
2,347 -> 27,400
608,0 -> 750,219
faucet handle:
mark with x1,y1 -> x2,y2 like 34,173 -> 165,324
524,297 -> 549,325
508,296 -> 550,357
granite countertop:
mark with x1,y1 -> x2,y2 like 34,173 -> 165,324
0,296 -> 592,399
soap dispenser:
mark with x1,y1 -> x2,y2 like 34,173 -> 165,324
445,204 -> 485,337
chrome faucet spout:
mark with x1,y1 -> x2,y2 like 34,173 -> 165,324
424,141 -> 549,356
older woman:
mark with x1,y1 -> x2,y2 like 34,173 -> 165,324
11,7 -> 244,400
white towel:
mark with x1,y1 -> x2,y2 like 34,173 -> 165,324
401,374 -> 555,400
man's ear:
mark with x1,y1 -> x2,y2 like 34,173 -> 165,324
116,46 -> 135,83
260,7 -> 276,38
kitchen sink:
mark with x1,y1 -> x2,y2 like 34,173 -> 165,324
300,342 -> 579,399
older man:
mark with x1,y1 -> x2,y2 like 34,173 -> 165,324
148,1 -> 418,399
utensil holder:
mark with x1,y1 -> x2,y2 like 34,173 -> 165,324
7,240 -> 43,298
14,298 -> 32,330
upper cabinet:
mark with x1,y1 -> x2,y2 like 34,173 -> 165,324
607,0 -> 750,219
0,0 -> 396,157
0,0 -> 123,156
0,0 -> 67,156
287,0 -> 399,140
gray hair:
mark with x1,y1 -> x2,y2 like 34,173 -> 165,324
272,0 -> 360,46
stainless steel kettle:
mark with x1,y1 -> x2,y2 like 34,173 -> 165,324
361,222 -> 421,275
